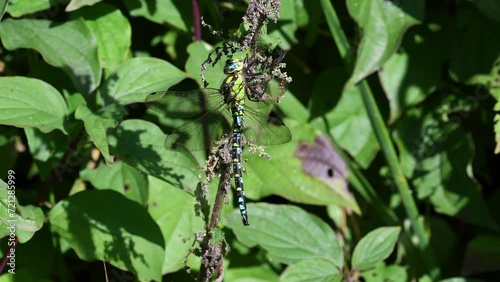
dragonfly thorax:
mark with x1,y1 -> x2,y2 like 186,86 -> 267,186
221,72 -> 246,102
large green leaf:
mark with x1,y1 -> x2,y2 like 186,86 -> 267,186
0,18 -> 101,94
311,69 -> 378,168
98,57 -> 186,105
122,0 -> 190,32
393,96 -> 498,229
6,0 -> 69,17
107,119 -> 201,193
361,263 -> 408,282
66,0 -> 103,11
351,227 -> 401,271
225,265 -> 279,282
268,0 -> 298,49
72,3 -> 131,69
49,190 -> 164,281
278,90 -> 310,123
0,0 -> 7,21
185,41 -> 225,88
346,0 -> 423,86
80,161 -> 148,205
379,22 -> 449,122
280,259 -> 342,282
227,203 -> 343,268
0,77 -> 68,133
147,176 -> 203,274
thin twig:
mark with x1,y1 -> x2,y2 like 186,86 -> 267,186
198,163 -> 231,281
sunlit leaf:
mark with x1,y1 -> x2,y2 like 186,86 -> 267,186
228,203 -> 343,268
352,227 -> 401,271
0,77 -> 68,133
346,0 -> 423,86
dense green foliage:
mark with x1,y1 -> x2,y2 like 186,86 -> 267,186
0,0 -> 499,281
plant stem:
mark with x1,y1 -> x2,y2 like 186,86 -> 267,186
198,163 -> 231,281
319,0 -> 440,279
192,0 -> 201,40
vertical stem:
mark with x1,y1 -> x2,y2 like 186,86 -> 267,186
0,237 -> 17,273
319,0 -> 440,279
198,163 -> 231,281
192,0 -> 201,40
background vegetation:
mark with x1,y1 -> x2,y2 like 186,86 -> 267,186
0,0 -> 499,281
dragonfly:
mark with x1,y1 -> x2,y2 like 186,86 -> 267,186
145,58 -> 291,226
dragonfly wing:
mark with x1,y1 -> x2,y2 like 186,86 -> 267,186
165,107 -> 233,151
145,88 -> 223,118
242,106 -> 292,146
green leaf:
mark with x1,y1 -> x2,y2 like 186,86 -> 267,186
278,91 -> 310,123
122,0 -> 190,32
185,41 -> 225,88
245,120 -> 360,213
66,0 -> 103,11
49,190 -> 164,281
75,104 -> 125,165
147,176 -> 203,273
0,18 -> 101,94
80,162 -> 148,205
227,203 -> 343,268
361,263 -> 408,282
225,265 -> 279,282
0,179 -> 44,243
346,0 -> 423,86
351,226 -> 401,271
268,0 -> 298,49
280,259 -> 342,282
379,23 -> 447,122
98,57 -> 186,105
6,0 -> 69,17
437,278 -> 485,282
311,69 -> 378,168
393,96 -> 498,229
0,0 -> 7,21
72,3 -> 131,69
107,119 -> 201,192
0,77 -> 68,133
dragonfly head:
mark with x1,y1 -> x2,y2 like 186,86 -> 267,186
224,59 -> 244,74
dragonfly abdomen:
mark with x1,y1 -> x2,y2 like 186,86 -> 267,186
232,98 -> 249,226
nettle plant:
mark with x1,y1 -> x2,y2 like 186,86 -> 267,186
0,0 -> 499,281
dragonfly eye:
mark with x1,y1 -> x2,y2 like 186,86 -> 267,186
224,60 -> 243,73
